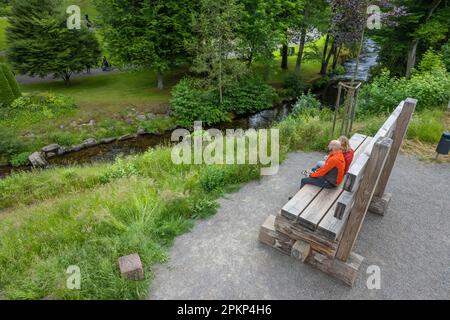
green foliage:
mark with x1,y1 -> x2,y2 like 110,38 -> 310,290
0,126 -> 24,159
50,131 -> 79,146
170,78 -> 229,127
7,0 -> 101,84
10,152 -> 30,167
417,49 -> 446,73
359,68 -> 450,114
199,165 -> 226,192
0,63 -> 14,107
223,74 -> 277,114
140,117 -> 176,135
1,63 -> 20,98
407,108 -> 445,143
99,157 -> 139,184
95,0 -> 195,88
439,40 -> 450,71
291,91 -> 321,116
3,93 -> 77,124
284,74 -> 307,98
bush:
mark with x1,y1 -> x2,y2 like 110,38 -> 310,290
358,67 -> 450,114
291,92 -> 322,117
50,131 -> 79,146
0,64 -> 17,108
223,74 -> 277,114
284,74 -> 307,99
140,117 -> 176,134
10,152 -> 30,167
0,126 -> 24,160
170,78 -> 229,127
440,40 -> 450,71
199,165 -> 226,192
417,49 -> 446,73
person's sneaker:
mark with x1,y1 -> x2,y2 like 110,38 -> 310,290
301,169 -> 310,177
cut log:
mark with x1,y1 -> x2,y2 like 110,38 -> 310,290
291,240 -> 311,262
369,193 -> 392,215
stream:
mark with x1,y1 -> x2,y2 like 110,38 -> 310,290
0,38 -> 380,179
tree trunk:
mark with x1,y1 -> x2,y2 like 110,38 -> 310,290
321,39 -> 335,75
157,69 -> 164,90
405,0 -> 441,78
294,28 -> 307,77
332,45 -> 342,70
281,44 -> 289,70
405,39 -> 419,79
62,71 -> 71,86
320,33 -> 331,75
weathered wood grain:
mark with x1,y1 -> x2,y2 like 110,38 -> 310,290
259,215 -> 294,255
291,240 -> 311,262
275,213 -> 339,258
336,137 -> 393,261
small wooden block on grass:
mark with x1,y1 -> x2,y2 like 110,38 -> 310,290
118,253 -> 144,281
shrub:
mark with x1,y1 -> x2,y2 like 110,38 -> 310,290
417,49 -> 446,73
291,92 -> 321,117
10,152 -> 30,167
140,117 -> 176,134
358,68 -> 450,114
284,74 -> 307,99
223,74 -> 277,114
170,78 -> 229,127
50,131 -> 79,146
0,126 -> 24,160
4,92 -> 77,124
199,165 -> 226,192
440,40 -> 450,71
0,64 -> 17,108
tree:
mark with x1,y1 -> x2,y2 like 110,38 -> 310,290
6,0 -> 101,85
190,0 -> 243,104
273,0 -> 305,70
1,63 -> 20,99
95,0 -> 196,90
294,0 -> 330,77
373,0 -> 450,77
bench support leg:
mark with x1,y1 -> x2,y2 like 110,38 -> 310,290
369,193 -> 392,216
259,215 -> 364,287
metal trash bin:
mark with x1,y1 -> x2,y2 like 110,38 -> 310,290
436,132 -> 450,155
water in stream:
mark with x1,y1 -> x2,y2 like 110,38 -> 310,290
0,39 -> 379,178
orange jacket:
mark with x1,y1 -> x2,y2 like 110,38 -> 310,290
310,151 -> 346,186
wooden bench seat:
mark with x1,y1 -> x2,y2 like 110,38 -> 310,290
259,98 -> 418,286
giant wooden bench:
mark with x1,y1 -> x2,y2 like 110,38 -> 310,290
259,98 -> 417,286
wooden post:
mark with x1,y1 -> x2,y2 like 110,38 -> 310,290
332,83 -> 342,136
372,98 -> 417,209
336,137 -> 393,262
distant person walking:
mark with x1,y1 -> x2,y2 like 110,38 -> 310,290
101,56 -> 111,71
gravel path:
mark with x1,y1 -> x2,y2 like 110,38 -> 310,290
148,152 -> 450,300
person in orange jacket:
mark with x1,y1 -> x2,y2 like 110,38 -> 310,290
300,140 -> 346,189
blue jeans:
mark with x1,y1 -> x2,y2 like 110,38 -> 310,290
301,177 -> 335,189
311,160 -> 325,172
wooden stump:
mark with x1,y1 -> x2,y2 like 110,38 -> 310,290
369,193 -> 392,216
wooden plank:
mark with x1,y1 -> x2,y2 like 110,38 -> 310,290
343,102 -> 403,193
336,137 -> 393,261
373,98 -> 417,199
305,250 -> 364,287
281,185 -> 321,220
297,136 -> 373,231
259,215 -> 294,255
282,133 -> 368,221
275,213 -> 339,258
291,240 -> 311,262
